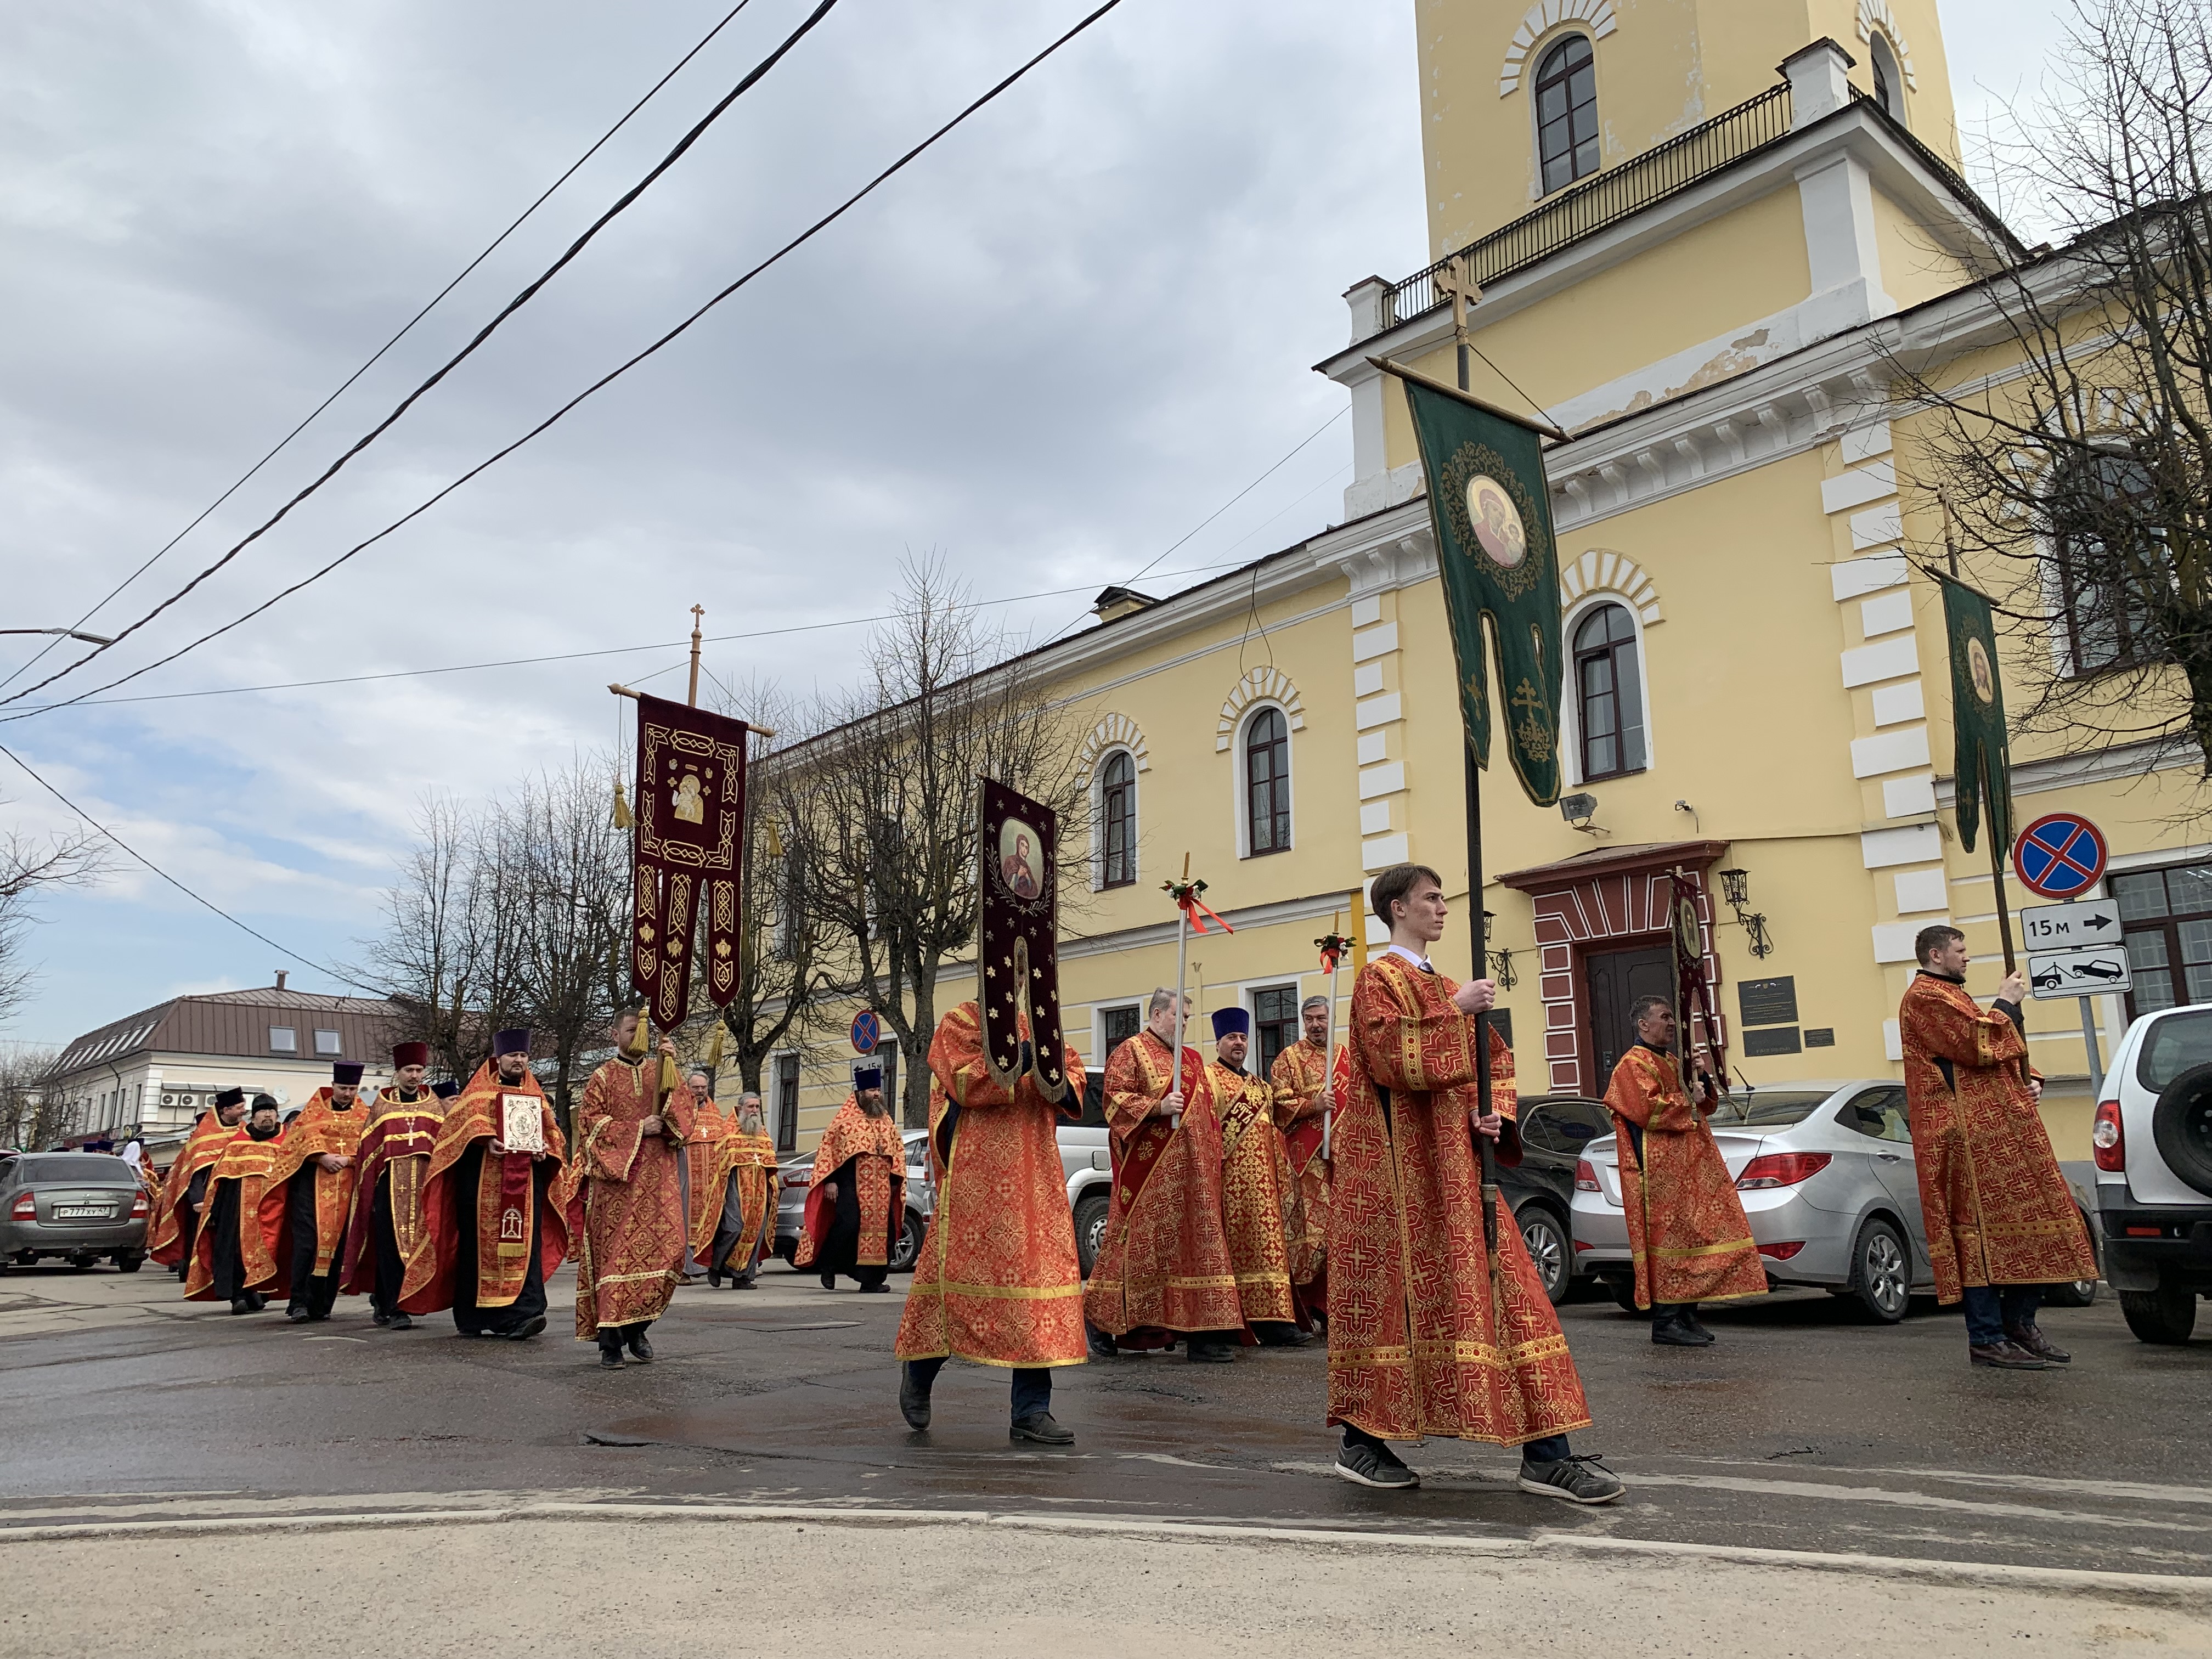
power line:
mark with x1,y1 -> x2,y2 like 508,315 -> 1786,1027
0,742 -> 383,997
2,0 -> 1130,727
0,1 -> 765,702
1,0 -> 844,714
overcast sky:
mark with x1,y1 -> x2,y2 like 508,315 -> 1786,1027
1,0 -> 2083,1048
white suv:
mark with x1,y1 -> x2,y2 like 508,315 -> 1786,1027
2093,1001 -> 2212,1344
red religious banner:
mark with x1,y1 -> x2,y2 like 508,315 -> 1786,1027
630,692 -> 751,1028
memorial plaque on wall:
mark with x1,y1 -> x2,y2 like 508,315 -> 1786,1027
1738,975 -> 1799,1028
1742,1026 -> 1803,1057
1803,1028 -> 1835,1048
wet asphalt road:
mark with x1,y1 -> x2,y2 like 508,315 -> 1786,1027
2,1260 -> 2206,1577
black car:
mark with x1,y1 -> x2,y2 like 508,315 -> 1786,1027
1506,1094 -> 1612,1302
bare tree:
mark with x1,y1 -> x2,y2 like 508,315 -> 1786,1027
0,812 -> 110,1034
793,556 -> 1087,1127
0,1043 -> 65,1151
1892,0 -> 2212,785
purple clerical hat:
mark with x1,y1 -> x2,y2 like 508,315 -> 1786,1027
493,1028 -> 532,1058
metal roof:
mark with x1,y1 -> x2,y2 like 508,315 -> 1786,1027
49,988 -> 404,1077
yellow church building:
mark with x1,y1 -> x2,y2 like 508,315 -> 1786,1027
769,0 -> 2194,1163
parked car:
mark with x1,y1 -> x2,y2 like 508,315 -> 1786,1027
773,1128 -> 934,1274
1509,1095 -> 1613,1302
1571,1079 -> 2101,1323
2094,1000 -> 2212,1344
0,1152 -> 150,1271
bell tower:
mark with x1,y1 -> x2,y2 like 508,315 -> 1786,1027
1415,0 -> 1960,257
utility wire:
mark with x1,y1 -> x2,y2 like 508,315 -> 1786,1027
2,0 -> 843,713
0,742 -> 383,996
0,1 -> 764,702
7,0 -> 1130,726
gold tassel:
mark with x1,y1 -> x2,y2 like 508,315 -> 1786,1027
704,1020 -> 725,1070
620,1007 -> 651,1059
612,780 -> 634,830
764,818 -> 783,859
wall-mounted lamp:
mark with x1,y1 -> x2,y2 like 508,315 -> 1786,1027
1714,867 -> 1775,958
1560,792 -> 1600,833
1482,909 -> 1496,944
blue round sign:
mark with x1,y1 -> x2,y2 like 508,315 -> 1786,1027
2012,812 -> 2109,899
849,1008 -> 881,1054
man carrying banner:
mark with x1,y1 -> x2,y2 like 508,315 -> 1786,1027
401,1029 -> 567,1340
185,1094 -> 289,1315
149,1086 -> 247,1278
1268,996 -> 1336,1327
1602,996 -> 1765,1345
339,1046 -> 444,1331
1209,1006 -> 1310,1345
572,1008 -> 696,1367
797,1070 -> 905,1292
1082,988 -> 1243,1363
271,1060 -> 369,1323
699,1091 -> 778,1289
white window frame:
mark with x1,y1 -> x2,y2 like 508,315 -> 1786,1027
1234,701 -> 1296,860
1561,595 -> 1657,787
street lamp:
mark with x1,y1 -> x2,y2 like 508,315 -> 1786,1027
1,628 -> 115,646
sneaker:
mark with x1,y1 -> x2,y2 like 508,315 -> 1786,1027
509,1314 -> 548,1342
899,1369 -> 932,1431
1518,1452 -> 1624,1504
1969,1339 -> 2046,1370
1335,1437 -> 1419,1489
1011,1413 -> 1075,1446
2006,1323 -> 2072,1364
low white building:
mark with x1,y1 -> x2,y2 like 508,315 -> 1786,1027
44,976 -> 403,1160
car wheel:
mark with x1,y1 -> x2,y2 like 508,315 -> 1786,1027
1603,1276 -> 1642,1314
890,1211 -> 925,1273
1517,1204 -> 1571,1305
1847,1217 -> 1911,1323
2149,1063 -> 2212,1198
1073,1192 -> 1111,1280
2041,1210 -> 2101,1307
2120,1283 -> 2198,1344
115,1252 -> 144,1274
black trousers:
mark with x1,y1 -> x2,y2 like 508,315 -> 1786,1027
207,1180 -> 250,1302
817,1158 -> 887,1289
449,1144 -> 551,1335
285,1169 -> 338,1317
369,1176 -> 407,1318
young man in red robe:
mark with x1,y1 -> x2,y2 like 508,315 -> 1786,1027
1329,863 -> 1621,1503
570,1009 -> 695,1368
271,1060 -> 369,1323
149,1086 -> 247,1279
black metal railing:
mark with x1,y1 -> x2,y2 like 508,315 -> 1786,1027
1381,81 -> 1794,328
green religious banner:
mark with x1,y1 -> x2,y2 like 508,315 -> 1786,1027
1938,574 -> 2012,854
1387,360 -> 1564,806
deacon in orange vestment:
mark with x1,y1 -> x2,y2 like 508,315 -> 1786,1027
795,1072 -> 905,1291
1901,926 -> 2095,1369
1328,864 -> 1617,1504
1208,1007 -> 1310,1344
1268,998 -> 1337,1327
149,1088 -> 247,1277
269,1062 -> 370,1323
400,1029 -> 567,1340
683,1080 -> 733,1258
185,1096 -> 289,1313
339,1047 -> 447,1330
1081,989 -> 1243,1362
895,1002 -> 1087,1434
570,1011 -> 696,1364
696,1092 -> 779,1288
1602,997 -> 1765,1345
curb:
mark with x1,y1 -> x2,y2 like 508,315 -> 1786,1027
4,1498 -> 2209,1605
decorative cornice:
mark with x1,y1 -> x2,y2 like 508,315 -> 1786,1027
1216,666 -> 1306,753
1559,548 -> 1663,624
1078,713 -> 1150,775
1498,0 -> 1617,97
1933,738 -> 2188,806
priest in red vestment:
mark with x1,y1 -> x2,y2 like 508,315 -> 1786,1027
1209,1006 -> 1310,1345
1602,996 -> 1767,1346
1267,997 -> 1336,1328
400,1029 -> 567,1340
1329,863 -> 1621,1504
1081,989 -> 1243,1362
570,1009 -> 695,1367
696,1091 -> 779,1288
895,1002 -> 1087,1440
1901,924 -> 2096,1370
796,1069 -> 905,1291
339,1047 -> 448,1331
184,1096 -> 289,1314
149,1086 -> 247,1278
268,1060 -> 369,1323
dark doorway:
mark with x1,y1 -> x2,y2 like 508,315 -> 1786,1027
1584,943 -> 1673,1089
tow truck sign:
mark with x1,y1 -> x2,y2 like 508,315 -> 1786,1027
2028,944 -> 2132,999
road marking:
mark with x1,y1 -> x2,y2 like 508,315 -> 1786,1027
1677,1457 -> 2212,1508
1624,1471 -> 2202,1534
302,1336 -> 367,1343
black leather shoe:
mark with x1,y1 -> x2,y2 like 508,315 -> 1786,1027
371,1307 -> 392,1328
1086,1325 -> 1118,1360
1256,1324 -> 1313,1347
1011,1413 -> 1075,1445
509,1314 -> 548,1342
388,1312 -> 413,1331
859,1282 -> 889,1294
229,1297 -> 254,1315
733,1273 -> 757,1290
820,1271 -> 836,1290
599,1341 -> 624,1370
899,1368 -> 932,1431
1970,1339 -> 2047,1369
707,1268 -> 722,1288
1651,1312 -> 1709,1347
286,1304 -> 311,1323
624,1327 -> 654,1361
1680,1307 -> 1714,1341
2007,1323 -> 2071,1364
245,1292 -> 267,1312
1186,1339 -> 1235,1363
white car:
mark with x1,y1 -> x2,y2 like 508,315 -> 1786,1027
2094,1001 -> 2212,1343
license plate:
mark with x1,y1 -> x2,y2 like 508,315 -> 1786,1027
52,1205 -> 114,1220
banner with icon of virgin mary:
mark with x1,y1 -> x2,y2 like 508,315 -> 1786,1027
630,692 -> 751,1028
976,777 -> 1071,1104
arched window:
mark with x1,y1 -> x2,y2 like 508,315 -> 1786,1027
1869,33 -> 1905,123
1536,36 -> 1600,194
1574,603 -> 1647,780
1244,706 -> 1291,855
1099,751 -> 1137,888
2050,449 -> 2157,673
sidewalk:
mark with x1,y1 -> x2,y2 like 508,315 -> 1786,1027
2,1500 -> 2205,1658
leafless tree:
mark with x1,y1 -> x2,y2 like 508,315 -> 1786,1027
0,811 -> 110,1035
0,1043 -> 65,1151
791,556 -> 1087,1127
1891,0 -> 2212,786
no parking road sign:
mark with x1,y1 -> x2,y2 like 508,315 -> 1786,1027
850,1008 -> 882,1054
2012,813 -> 2109,899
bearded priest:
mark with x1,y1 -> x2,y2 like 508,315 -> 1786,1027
401,1029 -> 567,1340
571,1008 -> 695,1368
270,1060 -> 369,1323
340,1045 -> 445,1331
1267,996 -> 1336,1328
149,1085 -> 249,1279
795,1068 -> 905,1292
1209,1006 -> 1310,1346
185,1094 -> 289,1314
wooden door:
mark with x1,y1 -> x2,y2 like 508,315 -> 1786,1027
1584,943 -> 1674,1091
